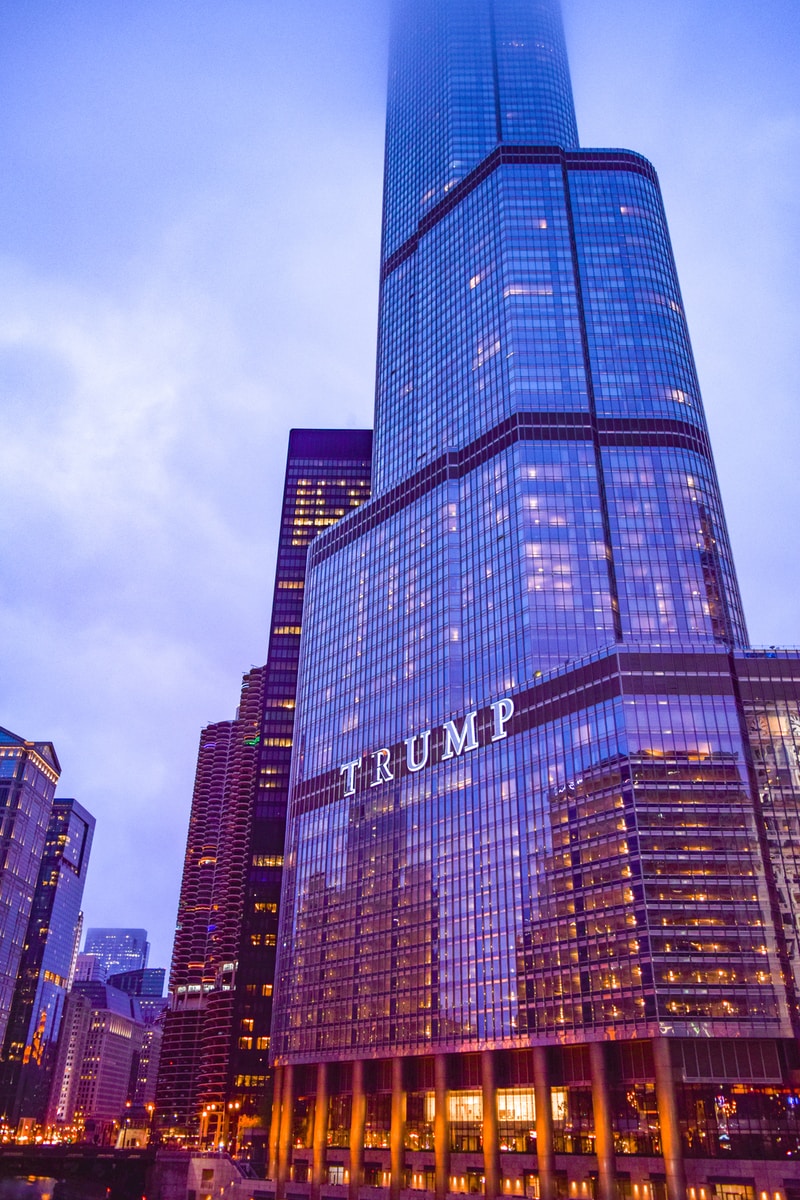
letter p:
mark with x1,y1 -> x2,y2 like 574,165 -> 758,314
491,697 -> 515,742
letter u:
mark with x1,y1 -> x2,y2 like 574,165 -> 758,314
405,730 -> 431,773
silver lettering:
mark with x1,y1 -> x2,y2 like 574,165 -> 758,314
405,729 -> 431,772
441,711 -> 479,760
340,758 -> 361,797
491,697 -> 515,742
371,748 -> 394,786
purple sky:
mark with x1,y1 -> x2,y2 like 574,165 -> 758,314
0,0 -> 798,971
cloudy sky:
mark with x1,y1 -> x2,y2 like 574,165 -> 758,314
1,0 -> 798,971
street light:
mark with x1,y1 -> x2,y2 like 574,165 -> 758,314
226,1101 -> 241,1155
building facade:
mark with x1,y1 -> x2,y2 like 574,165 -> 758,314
156,682 -> 265,1141
108,968 -> 168,1027
47,981 -> 155,1138
81,928 -> 150,981
227,429 -> 372,1150
0,729 -> 62,1048
156,430 -> 372,1146
269,4 -> 800,1200
0,797 -> 95,1127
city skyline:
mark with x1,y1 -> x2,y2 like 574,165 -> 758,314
0,0 -> 797,969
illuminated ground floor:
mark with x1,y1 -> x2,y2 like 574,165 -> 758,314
265,1041 -> 800,1200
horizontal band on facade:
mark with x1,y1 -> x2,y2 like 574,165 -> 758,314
381,145 -> 660,281
288,649 -> 738,820
271,1033 -> 788,1082
308,412 -> 713,569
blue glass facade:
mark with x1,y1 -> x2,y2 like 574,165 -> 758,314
269,4 -> 800,1199
82,928 -> 150,979
0,730 -> 61,1051
0,797 -> 94,1126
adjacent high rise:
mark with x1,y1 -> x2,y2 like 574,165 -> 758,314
157,430 -> 372,1146
157,668 -> 267,1139
227,430 -> 372,1151
0,797 -> 95,1126
269,4 -> 800,1200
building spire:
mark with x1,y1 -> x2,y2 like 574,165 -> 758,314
383,0 -> 578,256
493,0 -> 578,148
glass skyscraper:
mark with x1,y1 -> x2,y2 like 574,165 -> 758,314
0,729 -> 62,1048
229,430 -> 372,1149
81,928 -> 150,980
269,4 -> 800,1200
0,797 -> 94,1127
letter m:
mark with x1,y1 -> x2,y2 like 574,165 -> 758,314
441,711 -> 479,760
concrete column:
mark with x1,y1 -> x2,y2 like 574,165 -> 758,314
390,1057 -> 406,1200
349,1060 -> 366,1200
312,1061 -> 329,1200
268,1065 -> 283,1180
653,1039 -> 687,1200
434,1053 -> 450,1200
589,1042 -> 617,1200
533,1046 -> 555,1200
277,1063 -> 294,1200
482,1050 -> 501,1200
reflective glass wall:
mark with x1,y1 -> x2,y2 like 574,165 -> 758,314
270,1 -> 800,1195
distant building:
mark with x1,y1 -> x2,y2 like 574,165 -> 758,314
47,981 -> 156,1136
133,1021 -> 163,1111
73,952 -> 104,983
107,967 -> 168,1026
81,929 -> 149,980
107,968 -> 167,1113
0,729 -> 62,1047
156,429 -> 372,1147
156,669 -> 267,1141
0,798 -> 95,1126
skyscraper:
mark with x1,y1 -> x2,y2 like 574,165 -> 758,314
227,430 -> 372,1150
157,430 -> 372,1145
47,981 -> 151,1136
0,729 -> 62,1048
270,5 -> 800,1200
0,797 -> 95,1126
157,671 -> 266,1140
107,968 -> 168,1026
81,929 -> 150,981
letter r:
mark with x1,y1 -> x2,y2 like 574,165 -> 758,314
371,748 -> 395,787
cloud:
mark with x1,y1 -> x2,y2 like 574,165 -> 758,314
0,265 -> 275,958
0,47 -> 383,966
